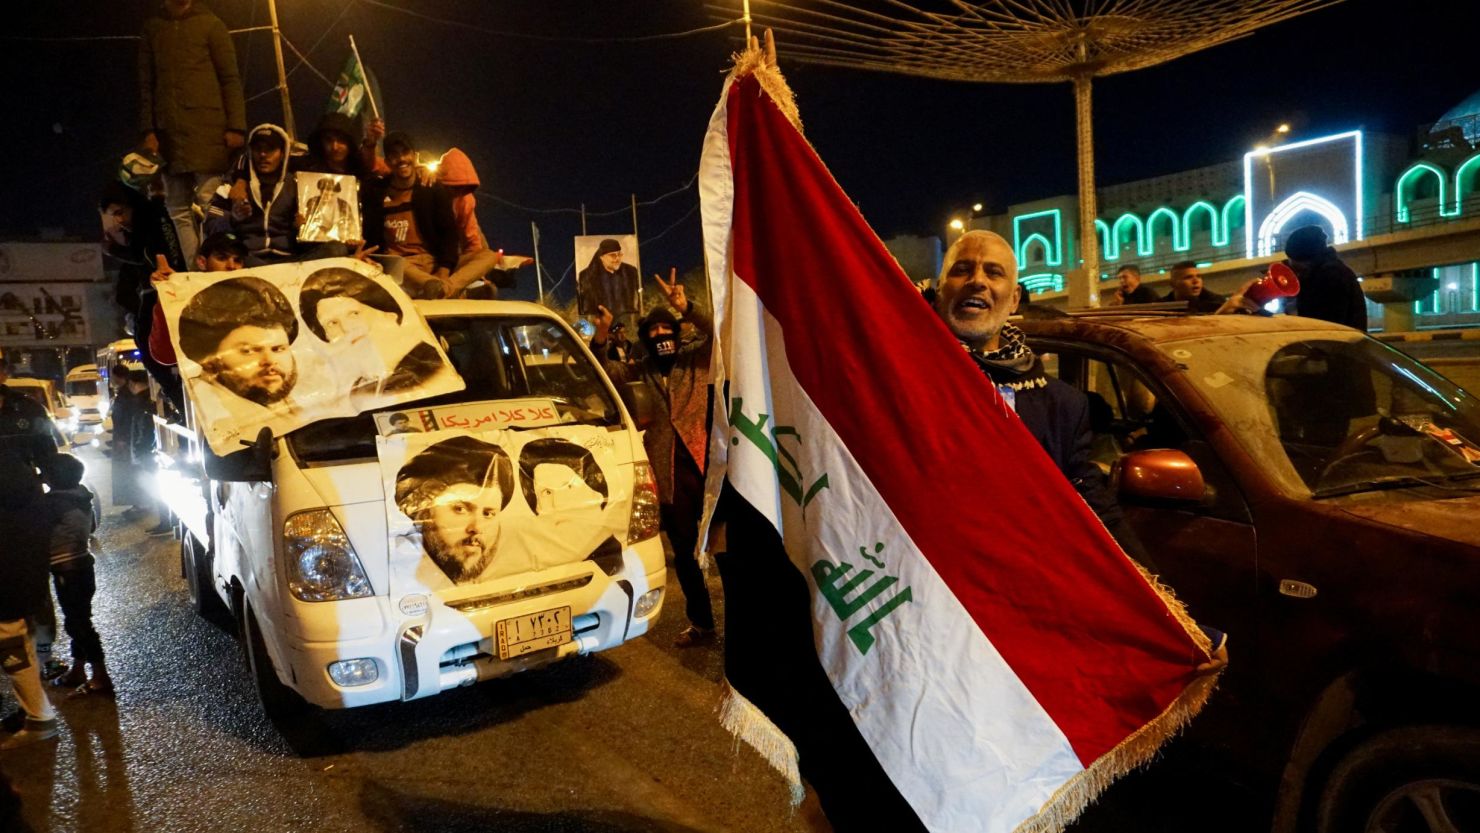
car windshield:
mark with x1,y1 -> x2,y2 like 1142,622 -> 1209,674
66,379 -> 100,399
289,315 -> 621,463
1170,331 -> 1480,498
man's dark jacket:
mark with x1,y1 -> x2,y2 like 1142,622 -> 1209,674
137,1 -> 246,175
1161,288 -> 1227,314
1293,248 -> 1368,330
0,385 -> 58,476
363,179 -> 460,273
0,459 -> 52,621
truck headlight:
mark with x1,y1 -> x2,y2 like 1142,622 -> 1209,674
634,588 -> 663,618
284,509 -> 374,602
628,461 -> 661,544
327,658 -> 379,687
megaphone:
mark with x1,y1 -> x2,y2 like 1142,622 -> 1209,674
1246,261 -> 1301,305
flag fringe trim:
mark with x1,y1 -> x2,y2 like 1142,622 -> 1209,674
1015,564 -> 1222,833
718,681 -> 806,805
731,48 -> 802,133
1012,663 -> 1220,833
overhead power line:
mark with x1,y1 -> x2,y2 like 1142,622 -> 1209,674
357,0 -> 739,44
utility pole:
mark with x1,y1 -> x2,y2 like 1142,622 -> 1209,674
266,0 -> 296,138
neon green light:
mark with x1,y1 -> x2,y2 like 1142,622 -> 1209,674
1019,272 -> 1064,294
1012,209 -> 1064,267
1145,206 -> 1183,252
1112,213 -> 1147,258
1094,219 -> 1113,261
1394,162 -> 1451,223
1453,153 -> 1480,216
1019,233 -> 1055,266
1181,200 -> 1228,248
1222,195 -> 1245,243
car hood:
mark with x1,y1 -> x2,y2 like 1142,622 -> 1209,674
1336,491 -> 1480,549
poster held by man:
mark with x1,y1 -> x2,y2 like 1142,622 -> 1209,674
574,235 -> 640,321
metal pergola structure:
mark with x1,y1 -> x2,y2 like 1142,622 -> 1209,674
716,0 -> 1344,305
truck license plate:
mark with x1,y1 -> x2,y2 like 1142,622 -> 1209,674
496,606 -> 572,660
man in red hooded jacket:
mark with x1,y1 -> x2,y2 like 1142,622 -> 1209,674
435,148 -> 530,298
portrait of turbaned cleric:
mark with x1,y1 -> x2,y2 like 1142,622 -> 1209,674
394,435 -> 515,585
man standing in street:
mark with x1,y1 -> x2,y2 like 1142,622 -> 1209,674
1162,261 -> 1227,313
138,0 -> 247,262
1284,225 -> 1368,330
933,231 -> 1155,568
1109,264 -> 1159,305
590,269 -> 716,647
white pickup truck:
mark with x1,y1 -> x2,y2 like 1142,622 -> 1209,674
156,299 -> 667,719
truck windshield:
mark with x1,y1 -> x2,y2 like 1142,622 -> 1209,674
288,315 -> 621,463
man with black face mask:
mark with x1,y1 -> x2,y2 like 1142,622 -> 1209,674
591,268 -> 717,647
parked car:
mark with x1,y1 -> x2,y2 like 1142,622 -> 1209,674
64,364 -> 105,445
1020,310 -> 1480,833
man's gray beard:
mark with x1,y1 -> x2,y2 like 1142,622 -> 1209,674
425,533 -> 496,584
218,365 -> 298,406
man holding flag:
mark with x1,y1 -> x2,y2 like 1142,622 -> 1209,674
698,34 -> 1225,832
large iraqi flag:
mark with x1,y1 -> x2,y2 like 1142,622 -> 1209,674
696,51 -> 1221,832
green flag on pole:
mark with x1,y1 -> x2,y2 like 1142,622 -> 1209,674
326,50 -> 369,117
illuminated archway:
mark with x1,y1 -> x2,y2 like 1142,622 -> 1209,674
1395,162 -> 1449,223
1223,194 -> 1246,251
1112,213 -> 1147,259
1094,219 -> 1113,261
1256,191 -> 1349,257
1145,207 -> 1183,252
1182,200 -> 1224,248
1454,153 -> 1480,216
1018,233 -> 1054,268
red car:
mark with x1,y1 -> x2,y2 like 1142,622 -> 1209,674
1021,310 -> 1480,833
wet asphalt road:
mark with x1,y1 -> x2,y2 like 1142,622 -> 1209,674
2,448 -> 1262,833
1,446 -> 811,833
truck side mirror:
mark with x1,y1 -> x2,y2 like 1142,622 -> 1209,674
619,381 -> 657,431
203,427 -> 276,482
1114,449 -> 1205,505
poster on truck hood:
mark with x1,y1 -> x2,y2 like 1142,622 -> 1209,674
155,257 -> 464,456
378,425 -> 628,591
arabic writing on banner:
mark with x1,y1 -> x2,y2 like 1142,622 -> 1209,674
156,258 -> 464,455
372,399 -> 564,436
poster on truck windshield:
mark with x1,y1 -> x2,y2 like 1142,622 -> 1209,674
378,425 -> 629,590
155,257 -> 465,456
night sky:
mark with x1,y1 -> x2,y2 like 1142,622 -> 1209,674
4,0 -> 1474,302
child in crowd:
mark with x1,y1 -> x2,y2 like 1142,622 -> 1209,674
0,456 -> 61,749
42,453 -> 111,695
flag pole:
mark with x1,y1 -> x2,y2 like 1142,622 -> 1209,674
266,0 -> 296,138
632,193 -> 643,313
349,34 -> 380,121
532,221 -> 545,305
742,0 -> 752,42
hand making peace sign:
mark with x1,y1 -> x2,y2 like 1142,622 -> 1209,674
654,267 -> 687,314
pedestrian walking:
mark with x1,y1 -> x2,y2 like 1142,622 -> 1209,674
41,453 -> 112,696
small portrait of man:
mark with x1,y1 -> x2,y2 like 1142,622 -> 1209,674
395,436 -> 514,584
576,235 -> 640,319
298,173 -> 360,243
386,412 -> 420,434
519,438 -> 609,516
176,276 -> 300,412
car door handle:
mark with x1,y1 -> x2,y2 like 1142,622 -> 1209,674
1278,579 -> 1318,599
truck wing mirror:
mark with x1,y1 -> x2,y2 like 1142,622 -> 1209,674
203,427 -> 276,482
1114,449 -> 1205,506
619,381 -> 657,431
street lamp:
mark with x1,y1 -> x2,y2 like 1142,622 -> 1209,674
949,218 -> 966,233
